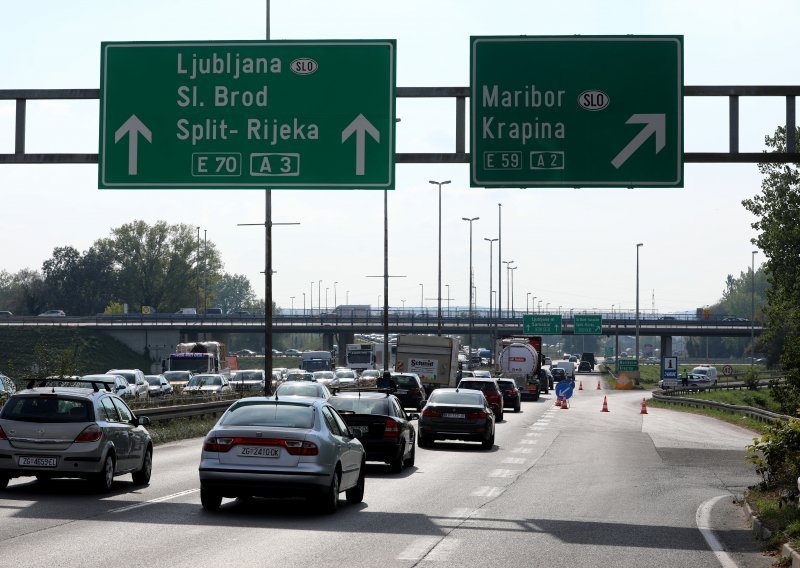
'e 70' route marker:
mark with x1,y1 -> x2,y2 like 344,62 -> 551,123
99,40 -> 396,189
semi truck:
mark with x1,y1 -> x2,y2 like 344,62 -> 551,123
495,336 -> 544,400
346,343 -> 375,372
162,341 -> 231,376
394,335 -> 460,394
300,350 -> 333,372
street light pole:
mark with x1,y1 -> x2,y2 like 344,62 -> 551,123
446,284 -> 451,317
498,203 -> 502,326
526,292 -> 531,313
290,296 -> 295,314
430,180 -> 451,336
334,281 -> 338,310
484,238 -> 498,323
318,279 -> 322,316
751,250 -> 758,367
325,287 -> 329,312
636,243 -> 644,363
419,283 -> 424,314
302,292 -> 306,316
463,216 -> 479,366
502,260 -> 514,317
509,266 -> 517,317
310,281 -> 314,315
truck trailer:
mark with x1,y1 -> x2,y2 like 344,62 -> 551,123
395,335 -> 460,394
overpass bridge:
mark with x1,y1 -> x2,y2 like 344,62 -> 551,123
0,313 -> 764,362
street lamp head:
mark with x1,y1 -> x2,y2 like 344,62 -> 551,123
429,180 -> 451,185
636,243 -> 644,247
484,237 -> 498,243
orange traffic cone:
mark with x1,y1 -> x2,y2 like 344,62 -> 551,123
640,398 -> 648,415
597,381 -> 602,390
561,397 -> 569,409
556,397 -> 563,409
579,381 -> 583,390
601,396 -> 609,412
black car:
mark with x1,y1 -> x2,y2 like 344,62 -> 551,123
538,368 -> 554,391
577,361 -> 592,373
418,388 -> 495,449
551,367 -> 568,382
390,372 -> 427,411
328,391 -> 417,472
496,378 -> 522,412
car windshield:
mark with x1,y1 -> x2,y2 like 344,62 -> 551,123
222,401 -> 315,428
1,396 -> 93,423
277,383 -> 323,398
347,352 -> 372,364
429,391 -> 483,406
552,369 -> 565,376
146,377 -> 161,386
187,375 -> 222,387
329,397 -> 389,415
335,370 -> 356,379
113,372 -> 136,384
164,371 -> 191,382
313,372 -> 334,380
233,371 -> 262,381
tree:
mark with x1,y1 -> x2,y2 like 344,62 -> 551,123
213,274 -> 256,314
742,126 -> 800,413
96,220 -> 222,312
41,246 -> 118,315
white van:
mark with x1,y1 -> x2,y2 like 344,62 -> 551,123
554,361 -> 575,380
690,366 -> 718,386
176,307 -> 197,315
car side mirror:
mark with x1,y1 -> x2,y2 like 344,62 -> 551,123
135,415 -> 150,426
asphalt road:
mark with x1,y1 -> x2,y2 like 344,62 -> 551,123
0,374 -> 773,568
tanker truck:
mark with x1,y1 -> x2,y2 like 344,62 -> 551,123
495,336 -> 544,400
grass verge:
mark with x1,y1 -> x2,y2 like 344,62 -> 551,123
647,398 -> 770,434
746,487 -> 800,551
679,389 -> 783,413
147,416 -> 219,446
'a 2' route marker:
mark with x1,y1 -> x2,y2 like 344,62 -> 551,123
99,40 -> 395,189
471,35 -> 683,188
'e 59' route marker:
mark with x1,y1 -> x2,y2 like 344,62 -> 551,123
99,40 -> 396,189
470,35 -> 683,188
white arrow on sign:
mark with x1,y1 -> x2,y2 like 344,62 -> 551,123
114,114 -> 152,175
341,114 -> 380,176
611,113 -> 665,169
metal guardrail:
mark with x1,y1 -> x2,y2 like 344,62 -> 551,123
134,399 -> 234,422
651,391 -> 793,424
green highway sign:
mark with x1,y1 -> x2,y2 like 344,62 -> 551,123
523,314 -> 562,335
604,346 -> 614,357
574,315 -> 602,335
470,36 -> 683,188
99,40 -> 396,189
618,359 -> 640,372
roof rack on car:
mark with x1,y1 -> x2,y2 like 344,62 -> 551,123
25,377 -> 114,392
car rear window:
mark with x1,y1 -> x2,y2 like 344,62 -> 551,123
222,402 -> 315,429
459,380 -> 495,392
429,392 -> 483,405
329,397 -> 389,415
277,384 -> 322,397
393,375 -> 416,387
1,396 -> 94,423
497,381 -> 516,391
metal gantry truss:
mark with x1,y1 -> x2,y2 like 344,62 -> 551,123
1,86 -> 798,165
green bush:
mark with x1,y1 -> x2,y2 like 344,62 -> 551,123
747,417 -> 800,502
744,367 -> 760,390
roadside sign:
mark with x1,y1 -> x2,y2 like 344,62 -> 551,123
618,359 -> 639,372
523,314 -> 562,335
470,35 -> 683,188
555,380 -> 574,400
662,356 -> 678,379
99,40 -> 396,189
722,364 -> 734,376
574,315 -> 602,335
604,346 -> 613,357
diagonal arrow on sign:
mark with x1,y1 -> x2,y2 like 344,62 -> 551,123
341,114 -> 380,176
114,114 -> 152,175
611,113 -> 665,169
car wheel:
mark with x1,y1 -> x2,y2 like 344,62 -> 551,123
389,442 -> 405,473
132,445 -> 152,485
93,454 -> 115,493
532,393 -> 540,401
319,470 -> 340,514
497,410 -> 504,422
482,430 -> 495,450
345,460 -> 365,504
404,439 -> 416,468
200,487 -> 222,510
0,474 -> 9,489
417,433 -> 431,448
515,404 -> 521,413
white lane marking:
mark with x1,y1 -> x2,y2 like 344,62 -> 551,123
108,489 -> 199,513
696,495 -> 739,568
397,537 -> 439,560
519,439 -> 537,444
511,447 -> 533,454
488,468 -> 518,478
471,486 -> 505,498
427,538 -> 461,562
502,457 -> 526,465
525,432 -> 541,437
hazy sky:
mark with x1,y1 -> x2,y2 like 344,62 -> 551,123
1,0 -> 797,316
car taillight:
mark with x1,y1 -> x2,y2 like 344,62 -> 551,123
74,424 -> 102,443
283,440 -> 319,456
467,411 -> 487,419
508,389 -> 518,395
384,419 -> 400,437
411,387 -> 420,394
0,425 -> 6,440
203,436 -> 235,452
422,408 -> 441,417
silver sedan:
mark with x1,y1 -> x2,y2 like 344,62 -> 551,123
198,397 -> 365,513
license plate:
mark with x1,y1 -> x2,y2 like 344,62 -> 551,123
396,389 -> 408,394
443,413 -> 465,419
239,446 -> 280,458
351,426 -> 368,437
19,456 -> 58,468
